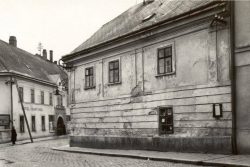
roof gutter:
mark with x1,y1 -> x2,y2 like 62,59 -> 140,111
62,1 -> 226,62
0,72 -> 57,87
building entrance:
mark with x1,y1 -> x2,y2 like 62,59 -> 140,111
56,117 -> 66,136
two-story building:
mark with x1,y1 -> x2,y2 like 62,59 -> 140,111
0,36 -> 70,143
62,0 -> 234,153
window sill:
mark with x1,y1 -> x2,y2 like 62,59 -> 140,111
108,82 -> 122,86
155,72 -> 175,77
84,86 -> 96,90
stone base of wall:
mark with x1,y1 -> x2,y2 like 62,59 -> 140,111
70,135 -> 232,154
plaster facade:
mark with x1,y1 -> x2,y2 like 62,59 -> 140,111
65,2 -> 232,153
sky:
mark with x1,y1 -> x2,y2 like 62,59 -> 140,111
0,0 -> 143,61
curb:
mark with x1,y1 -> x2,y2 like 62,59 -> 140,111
52,147 -> 250,167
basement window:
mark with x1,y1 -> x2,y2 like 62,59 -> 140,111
159,107 -> 174,135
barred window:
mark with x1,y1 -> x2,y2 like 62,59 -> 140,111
157,46 -> 173,74
85,67 -> 94,88
159,107 -> 174,134
109,60 -> 119,83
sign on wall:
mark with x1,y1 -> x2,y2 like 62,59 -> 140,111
0,115 -> 10,126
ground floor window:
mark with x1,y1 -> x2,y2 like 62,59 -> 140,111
49,115 -> 55,132
31,116 -> 36,132
20,115 -> 25,133
41,116 -> 46,131
159,107 -> 174,134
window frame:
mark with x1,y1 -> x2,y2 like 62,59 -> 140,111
31,89 -> 35,103
49,93 -> 53,105
31,115 -> 36,132
156,43 -> 175,77
18,87 -> 24,102
41,116 -> 46,131
158,107 -> 174,135
108,60 -> 120,84
41,91 -> 44,104
84,66 -> 95,89
20,115 -> 25,133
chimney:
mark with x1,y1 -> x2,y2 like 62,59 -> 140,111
9,36 -> 17,47
42,49 -> 47,59
49,50 -> 53,62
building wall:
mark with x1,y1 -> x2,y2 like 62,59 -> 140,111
0,77 -> 11,143
235,1 -> 250,154
69,18 -> 232,153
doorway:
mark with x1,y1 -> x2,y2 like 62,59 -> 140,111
56,117 -> 66,136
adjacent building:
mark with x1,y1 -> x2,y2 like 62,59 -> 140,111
0,36 -> 70,143
62,0 -> 238,153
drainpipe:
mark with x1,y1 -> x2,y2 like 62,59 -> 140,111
10,76 -> 13,127
230,0 -> 237,155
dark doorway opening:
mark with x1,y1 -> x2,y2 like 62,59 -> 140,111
56,117 -> 66,136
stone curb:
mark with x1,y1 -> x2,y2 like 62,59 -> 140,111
52,147 -> 250,167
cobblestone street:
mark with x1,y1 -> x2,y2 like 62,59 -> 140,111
0,138 -> 215,167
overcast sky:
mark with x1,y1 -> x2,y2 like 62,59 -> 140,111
0,0 -> 143,61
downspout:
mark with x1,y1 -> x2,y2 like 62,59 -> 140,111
230,0 -> 237,154
10,76 -> 13,127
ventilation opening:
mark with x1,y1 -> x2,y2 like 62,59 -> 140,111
142,13 -> 156,22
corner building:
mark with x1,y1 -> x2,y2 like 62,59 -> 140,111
63,0 -> 234,153
0,37 -> 69,142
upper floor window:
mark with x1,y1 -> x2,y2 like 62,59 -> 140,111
57,95 -> 63,106
109,60 -> 120,83
18,87 -> 23,102
49,93 -> 53,105
157,46 -> 173,74
41,91 -> 44,104
85,67 -> 95,89
31,89 -> 35,103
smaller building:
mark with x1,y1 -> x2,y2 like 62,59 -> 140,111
0,36 -> 70,143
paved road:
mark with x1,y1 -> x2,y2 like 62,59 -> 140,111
0,138 -> 216,167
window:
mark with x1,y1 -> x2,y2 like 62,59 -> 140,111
41,91 -> 44,104
49,115 -> 55,132
49,93 -> 53,105
57,95 -> 63,106
66,115 -> 71,122
41,116 -> 45,131
31,116 -> 36,132
18,87 -> 23,102
109,60 -> 119,83
159,107 -> 174,134
31,89 -> 35,103
20,115 -> 25,133
157,46 -> 173,74
85,67 -> 95,88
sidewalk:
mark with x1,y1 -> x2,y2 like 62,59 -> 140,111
0,135 -> 68,148
53,145 -> 250,167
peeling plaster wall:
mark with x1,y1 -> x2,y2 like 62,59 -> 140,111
69,20 -> 231,153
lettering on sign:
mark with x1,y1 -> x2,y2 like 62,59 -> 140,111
0,115 -> 10,126
23,107 -> 43,111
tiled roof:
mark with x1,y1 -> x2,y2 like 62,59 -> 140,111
0,39 -> 67,84
71,0 -> 217,54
